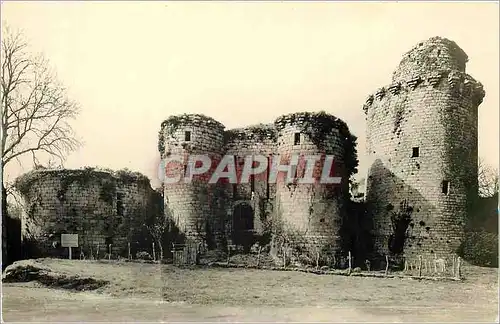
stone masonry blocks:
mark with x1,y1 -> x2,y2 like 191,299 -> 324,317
159,112 -> 357,255
15,169 -> 160,258
364,36 -> 484,264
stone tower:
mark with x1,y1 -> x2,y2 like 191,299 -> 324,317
158,114 -> 225,246
273,112 -> 357,257
13,168 -> 158,258
363,37 -> 485,264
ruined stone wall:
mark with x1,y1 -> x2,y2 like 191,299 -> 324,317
273,112 -> 354,256
159,114 -> 225,247
14,169 -> 160,258
364,37 -> 485,263
224,124 -> 277,236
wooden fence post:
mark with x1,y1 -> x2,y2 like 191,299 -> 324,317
96,243 -> 100,260
385,255 -> 389,276
456,256 -> 461,279
108,244 -> 112,260
418,255 -> 422,277
128,242 -> 131,260
452,256 -> 456,277
257,246 -> 262,267
316,251 -> 320,270
283,246 -> 286,268
348,251 -> 352,274
152,242 -> 156,262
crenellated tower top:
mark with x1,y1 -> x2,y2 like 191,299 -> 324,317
363,36 -> 485,115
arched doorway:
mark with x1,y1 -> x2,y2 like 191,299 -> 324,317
232,203 -> 255,251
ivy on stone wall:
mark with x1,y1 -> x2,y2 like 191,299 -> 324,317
14,167 -> 150,200
158,130 -> 165,156
224,124 -> 277,144
274,111 -> 359,180
388,199 -> 414,255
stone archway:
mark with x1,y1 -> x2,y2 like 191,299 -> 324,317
232,202 -> 255,250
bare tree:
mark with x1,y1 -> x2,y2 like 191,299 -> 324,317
1,24 -> 81,181
478,158 -> 498,198
1,24 -> 81,266
144,214 -> 168,261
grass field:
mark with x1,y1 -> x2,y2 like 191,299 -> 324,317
2,258 -> 498,322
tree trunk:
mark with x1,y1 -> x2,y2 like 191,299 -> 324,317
158,243 -> 164,261
2,184 -> 22,269
2,185 -> 8,270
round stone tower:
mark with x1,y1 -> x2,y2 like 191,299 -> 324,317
14,168 -> 156,259
363,37 -> 485,264
158,114 -> 225,247
273,112 -> 358,258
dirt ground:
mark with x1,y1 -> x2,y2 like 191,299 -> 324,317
2,258 -> 498,322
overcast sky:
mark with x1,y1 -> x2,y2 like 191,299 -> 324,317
2,1 -> 498,188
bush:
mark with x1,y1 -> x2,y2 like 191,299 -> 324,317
136,251 -> 153,261
459,231 -> 498,267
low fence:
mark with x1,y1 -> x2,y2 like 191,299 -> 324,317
225,244 -> 464,280
401,255 -> 463,278
52,242 -> 465,280
67,240 -> 204,266
171,242 -> 200,265
60,242 -> 165,262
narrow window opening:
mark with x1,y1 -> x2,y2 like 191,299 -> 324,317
294,133 -> 301,145
184,131 -> 191,141
442,180 -> 450,194
233,184 -> 237,199
250,174 -> 255,193
184,164 -> 188,177
116,193 -> 124,216
412,147 -> 419,157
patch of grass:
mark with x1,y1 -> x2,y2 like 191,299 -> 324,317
4,258 -> 497,310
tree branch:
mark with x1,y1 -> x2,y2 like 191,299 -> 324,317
1,25 -> 81,175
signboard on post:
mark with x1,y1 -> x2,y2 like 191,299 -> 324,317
61,234 -> 78,260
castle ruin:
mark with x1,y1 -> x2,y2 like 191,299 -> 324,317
12,36 -> 484,267
158,111 -> 357,259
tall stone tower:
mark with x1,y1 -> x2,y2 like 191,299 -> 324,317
158,114 -> 225,247
273,112 -> 357,258
363,37 -> 485,264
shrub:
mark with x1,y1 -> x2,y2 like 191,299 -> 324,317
136,251 -> 153,261
459,231 -> 498,267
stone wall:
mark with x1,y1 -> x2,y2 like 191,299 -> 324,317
14,168 -> 161,258
224,124 -> 277,240
273,112 -> 353,257
363,37 -> 485,264
159,114 -> 226,247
